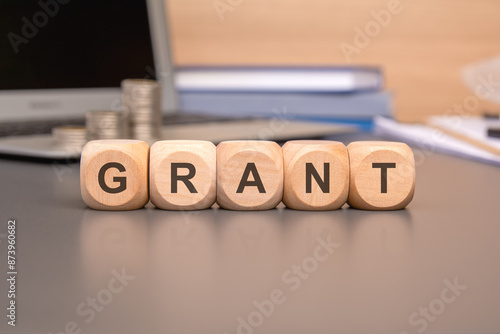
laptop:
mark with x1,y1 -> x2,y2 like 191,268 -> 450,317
0,0 -> 353,159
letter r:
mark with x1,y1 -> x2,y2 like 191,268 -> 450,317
171,163 -> 198,193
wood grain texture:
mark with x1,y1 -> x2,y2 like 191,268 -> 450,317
347,141 -> 415,210
283,140 -> 349,210
167,0 -> 500,122
217,140 -> 283,210
150,140 -> 216,210
80,140 -> 149,210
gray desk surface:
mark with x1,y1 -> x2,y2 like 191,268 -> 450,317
1,134 -> 499,334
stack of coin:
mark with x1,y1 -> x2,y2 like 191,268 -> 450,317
52,125 -> 88,151
86,110 -> 128,140
121,79 -> 162,141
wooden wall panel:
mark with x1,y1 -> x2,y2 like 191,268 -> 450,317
166,0 -> 500,122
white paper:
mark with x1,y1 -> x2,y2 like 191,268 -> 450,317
373,116 -> 500,167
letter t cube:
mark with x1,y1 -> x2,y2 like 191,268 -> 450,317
347,141 -> 415,210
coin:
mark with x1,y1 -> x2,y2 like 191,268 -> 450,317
52,125 -> 88,151
122,79 -> 162,141
86,110 -> 129,140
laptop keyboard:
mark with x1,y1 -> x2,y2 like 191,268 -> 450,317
0,113 -> 249,137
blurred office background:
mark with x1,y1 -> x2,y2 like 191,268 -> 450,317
166,0 -> 500,122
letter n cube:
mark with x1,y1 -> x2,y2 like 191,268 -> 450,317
283,140 -> 349,210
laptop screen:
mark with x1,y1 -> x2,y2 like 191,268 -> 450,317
0,0 -> 156,90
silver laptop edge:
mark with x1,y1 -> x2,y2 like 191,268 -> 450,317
147,0 -> 178,113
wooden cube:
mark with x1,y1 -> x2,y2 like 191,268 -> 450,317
347,141 -> 415,210
217,141 -> 283,210
80,140 -> 149,210
283,140 -> 349,210
150,140 -> 216,210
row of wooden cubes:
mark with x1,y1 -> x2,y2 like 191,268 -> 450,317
80,140 -> 415,211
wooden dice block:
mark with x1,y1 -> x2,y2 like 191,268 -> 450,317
217,141 -> 283,210
347,141 -> 415,210
150,140 -> 216,210
80,140 -> 149,210
283,140 -> 349,210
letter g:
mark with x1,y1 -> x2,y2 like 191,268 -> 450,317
98,162 -> 127,193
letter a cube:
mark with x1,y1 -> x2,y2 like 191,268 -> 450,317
217,141 -> 283,210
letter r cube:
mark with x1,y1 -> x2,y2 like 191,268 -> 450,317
347,141 -> 415,210
80,140 -> 149,210
149,140 -> 216,210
